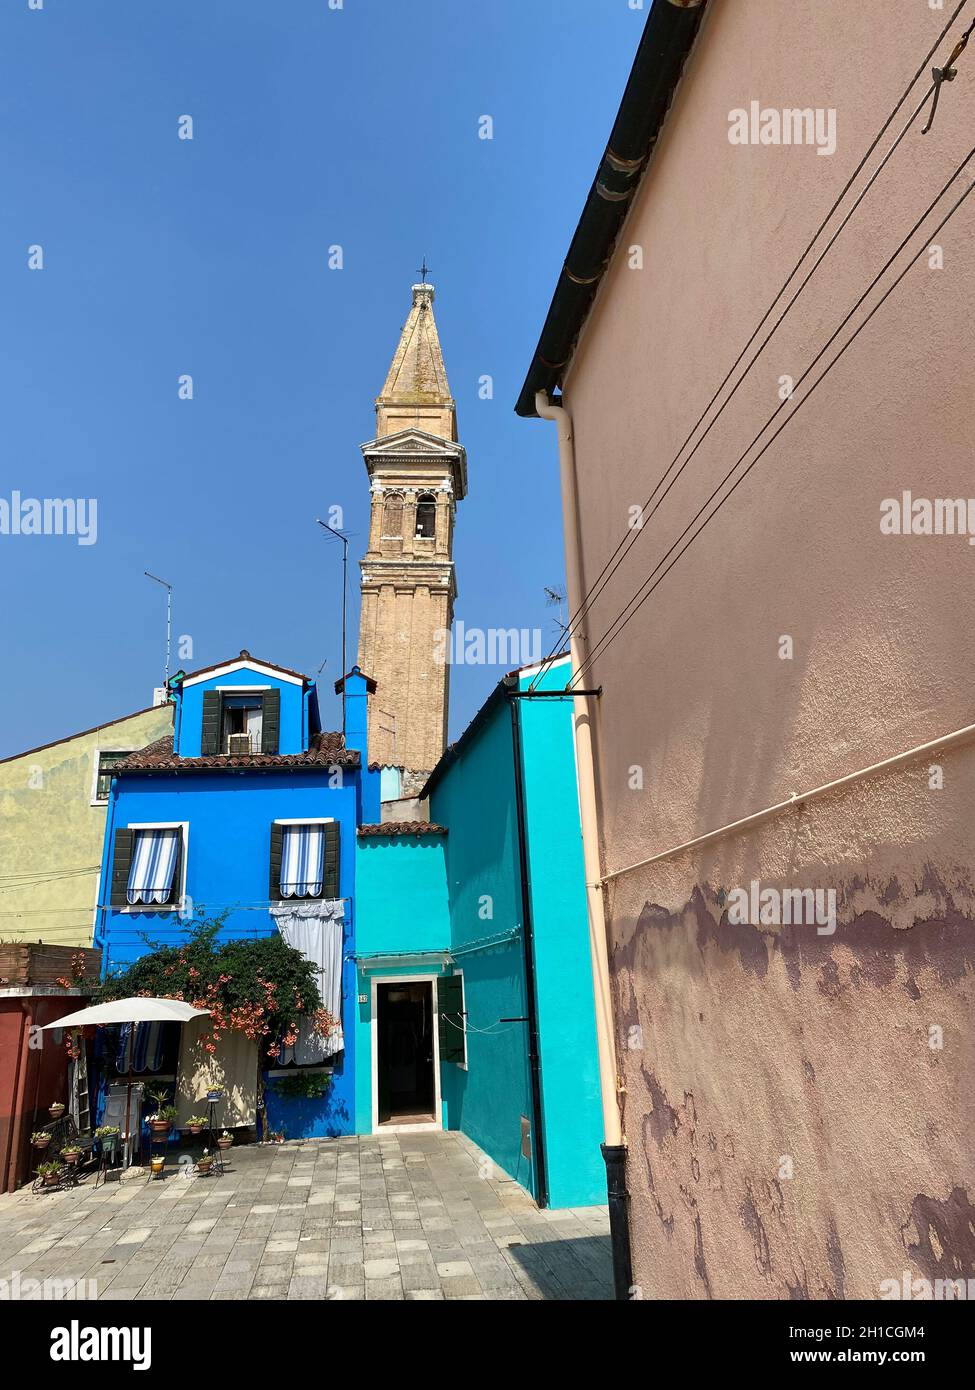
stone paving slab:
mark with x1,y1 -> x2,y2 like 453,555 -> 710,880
0,1132 -> 611,1301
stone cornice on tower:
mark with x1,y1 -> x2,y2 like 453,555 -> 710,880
359,426 -> 467,500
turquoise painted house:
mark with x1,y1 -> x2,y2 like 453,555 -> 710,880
354,655 -> 604,1209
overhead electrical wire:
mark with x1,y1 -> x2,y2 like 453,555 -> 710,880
570,149 -> 975,687
527,1 -> 973,693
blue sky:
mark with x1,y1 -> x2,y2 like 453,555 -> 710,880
0,0 -> 643,758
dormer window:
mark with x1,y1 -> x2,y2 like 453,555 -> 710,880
200,688 -> 280,756
415,494 -> 436,539
222,695 -> 263,754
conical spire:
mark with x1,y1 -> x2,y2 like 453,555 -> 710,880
375,282 -> 456,442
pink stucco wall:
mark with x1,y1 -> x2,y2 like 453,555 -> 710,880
558,0 -> 975,1298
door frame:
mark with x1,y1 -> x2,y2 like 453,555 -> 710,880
370,973 -> 443,1135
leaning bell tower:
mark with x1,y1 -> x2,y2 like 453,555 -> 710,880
355,279 -> 467,780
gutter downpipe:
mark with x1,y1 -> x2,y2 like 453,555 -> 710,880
535,388 -> 630,1299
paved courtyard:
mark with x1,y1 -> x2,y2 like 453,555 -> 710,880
0,1132 -> 612,1300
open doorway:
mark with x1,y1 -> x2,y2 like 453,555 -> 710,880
374,979 -> 439,1129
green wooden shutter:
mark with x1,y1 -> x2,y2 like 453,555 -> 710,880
201,691 -> 221,755
438,974 -> 465,1064
167,832 -> 183,909
322,822 -> 340,898
269,823 -> 284,901
110,828 -> 135,908
261,689 -> 280,754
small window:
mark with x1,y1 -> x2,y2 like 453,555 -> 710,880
281,824 -> 326,898
382,492 -> 405,539
438,972 -> 467,1067
126,828 -> 181,907
94,751 -> 129,802
270,820 -> 340,902
415,494 -> 437,539
221,695 -> 263,754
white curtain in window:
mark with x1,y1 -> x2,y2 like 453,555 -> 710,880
270,900 -> 345,1060
280,823 -> 325,897
245,705 -> 263,744
127,828 -> 179,905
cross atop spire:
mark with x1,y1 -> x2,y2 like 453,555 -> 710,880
418,256 -> 429,285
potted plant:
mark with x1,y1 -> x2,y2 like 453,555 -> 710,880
149,1154 -> 165,1178
195,1149 -> 214,1175
31,1130 -> 52,1150
216,1130 -> 233,1151
36,1160 -> 61,1188
185,1115 -> 207,1136
147,1104 -> 177,1136
48,1102 -> 65,1120
95,1124 -> 120,1157
61,1143 -> 82,1165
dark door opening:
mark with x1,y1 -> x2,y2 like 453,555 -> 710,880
376,981 -> 436,1126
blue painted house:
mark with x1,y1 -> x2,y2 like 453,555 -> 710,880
353,654 -> 604,1209
94,651 -> 379,1140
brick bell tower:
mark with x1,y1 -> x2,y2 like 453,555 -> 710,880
355,278 -> 467,782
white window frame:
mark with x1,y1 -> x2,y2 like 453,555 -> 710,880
118,821 -> 189,915
369,973 -> 443,1135
90,749 -> 138,806
273,817 -> 336,899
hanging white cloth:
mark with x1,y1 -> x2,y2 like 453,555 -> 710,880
269,900 -> 345,1060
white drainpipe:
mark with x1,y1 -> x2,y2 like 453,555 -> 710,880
534,389 -> 622,1150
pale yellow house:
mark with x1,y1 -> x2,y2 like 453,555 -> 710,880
0,705 -> 174,947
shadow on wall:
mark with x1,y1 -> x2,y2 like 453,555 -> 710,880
264,1075 -> 351,1140
504,1234 -> 614,1301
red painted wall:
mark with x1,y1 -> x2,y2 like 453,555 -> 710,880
0,995 -> 88,1193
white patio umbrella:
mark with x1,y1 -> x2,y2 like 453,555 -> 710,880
43,998 -> 210,1164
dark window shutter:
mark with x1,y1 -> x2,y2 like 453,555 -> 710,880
322,822 -> 340,898
262,689 -> 280,754
110,829 -> 135,908
167,831 -> 184,908
438,974 -> 466,1064
201,691 -> 221,755
269,823 -> 284,901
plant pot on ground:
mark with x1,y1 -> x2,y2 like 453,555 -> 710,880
195,1152 -> 214,1175
36,1161 -> 61,1187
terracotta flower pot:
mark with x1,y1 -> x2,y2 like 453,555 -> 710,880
149,1119 -> 170,1135
62,1151 -> 81,1165
42,1172 -> 60,1187
196,1160 -> 214,1175
49,1104 -> 65,1118
216,1137 -> 233,1151
187,1124 -> 202,1135
33,1136 -> 51,1150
